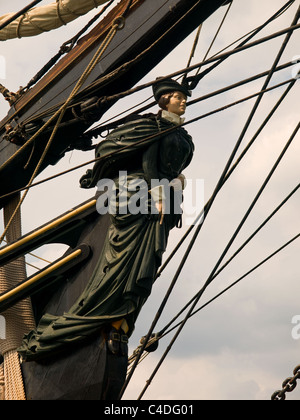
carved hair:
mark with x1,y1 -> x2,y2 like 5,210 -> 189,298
158,91 -> 188,111
158,92 -> 174,110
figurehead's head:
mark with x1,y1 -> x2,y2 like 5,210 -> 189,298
153,78 -> 191,116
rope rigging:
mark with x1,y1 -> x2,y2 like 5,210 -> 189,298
1,2 -> 282,134
120,4 -> 300,398
82,59 -> 294,141
161,215 -> 300,341
154,169 -> 300,343
79,0 -> 298,109
21,0 -> 116,93
0,33 -> 298,286
0,0 -> 299,400
127,231 -> 300,384
0,74 -> 296,205
182,0 -> 233,85
183,0 -> 296,90
0,0 -> 133,246
1,238 -> 51,271
156,75 -> 298,280
1,0 -> 297,132
131,116 -> 300,400
0,0 -> 298,316
0,0 -> 203,129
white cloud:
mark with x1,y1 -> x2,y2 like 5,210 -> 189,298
123,347 -> 300,400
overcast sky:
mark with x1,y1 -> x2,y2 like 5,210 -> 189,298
0,0 -> 299,400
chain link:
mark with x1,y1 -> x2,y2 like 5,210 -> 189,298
271,365 -> 300,400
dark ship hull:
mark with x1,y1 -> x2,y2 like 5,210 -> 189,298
20,204 -> 126,400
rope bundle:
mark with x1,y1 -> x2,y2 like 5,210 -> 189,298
0,195 -> 36,400
0,0 -> 110,41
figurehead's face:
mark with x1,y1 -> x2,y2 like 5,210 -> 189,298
160,91 -> 187,116
166,91 -> 187,116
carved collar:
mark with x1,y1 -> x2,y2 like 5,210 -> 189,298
161,110 -> 185,125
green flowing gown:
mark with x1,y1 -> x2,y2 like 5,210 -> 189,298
18,114 -> 194,361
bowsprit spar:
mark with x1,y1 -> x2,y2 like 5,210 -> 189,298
0,0 -> 299,400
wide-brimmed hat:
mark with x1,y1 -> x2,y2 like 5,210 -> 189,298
152,77 -> 191,102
